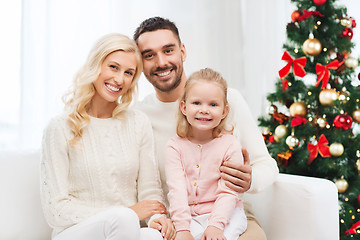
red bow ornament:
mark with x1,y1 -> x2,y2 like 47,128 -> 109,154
345,220 -> 360,235
279,51 -> 307,79
291,116 -> 307,127
282,79 -> 289,92
307,134 -> 331,164
315,60 -> 340,89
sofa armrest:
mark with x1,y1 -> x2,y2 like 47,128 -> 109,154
0,150 -> 51,240
244,173 -> 339,240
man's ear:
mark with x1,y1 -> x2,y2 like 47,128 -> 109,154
180,43 -> 187,62
180,100 -> 187,116
222,104 -> 229,119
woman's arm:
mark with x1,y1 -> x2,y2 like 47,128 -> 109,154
40,116 -> 101,231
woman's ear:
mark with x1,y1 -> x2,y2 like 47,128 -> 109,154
180,100 -> 187,116
222,104 -> 229,119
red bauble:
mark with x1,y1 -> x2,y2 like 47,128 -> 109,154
342,27 -> 353,39
351,17 -> 357,28
313,0 -> 326,6
333,114 -> 353,130
291,10 -> 301,22
358,193 -> 360,204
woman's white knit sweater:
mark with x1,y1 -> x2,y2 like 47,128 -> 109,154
40,109 -> 164,235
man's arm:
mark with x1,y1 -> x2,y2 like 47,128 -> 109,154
220,148 -> 251,193
221,88 -> 279,194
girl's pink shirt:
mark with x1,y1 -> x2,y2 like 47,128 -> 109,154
165,134 -> 244,232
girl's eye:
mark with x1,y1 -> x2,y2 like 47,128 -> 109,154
193,101 -> 200,105
210,103 -> 217,107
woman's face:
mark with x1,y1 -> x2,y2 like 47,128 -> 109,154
93,50 -> 137,104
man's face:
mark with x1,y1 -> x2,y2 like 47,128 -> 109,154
136,29 -> 186,93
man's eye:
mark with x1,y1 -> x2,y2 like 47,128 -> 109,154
144,53 -> 154,59
165,49 -> 173,54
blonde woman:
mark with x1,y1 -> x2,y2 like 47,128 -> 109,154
41,33 -> 175,240
165,68 -> 247,240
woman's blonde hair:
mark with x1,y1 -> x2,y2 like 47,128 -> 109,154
63,33 -> 143,146
176,68 -> 233,139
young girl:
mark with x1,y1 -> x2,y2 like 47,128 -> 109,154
40,33 -> 175,240
165,68 -> 247,240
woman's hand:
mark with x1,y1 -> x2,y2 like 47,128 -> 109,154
220,148 -> 252,193
200,226 -> 226,240
129,200 -> 167,220
150,216 -> 176,240
175,230 -> 194,240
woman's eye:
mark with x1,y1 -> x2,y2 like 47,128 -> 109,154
110,65 -> 118,70
125,71 -> 134,76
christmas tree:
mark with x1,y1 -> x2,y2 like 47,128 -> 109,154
257,0 -> 360,238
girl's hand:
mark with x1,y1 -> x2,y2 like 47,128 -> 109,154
150,216 -> 176,240
200,226 -> 226,240
175,230 -> 194,240
129,200 -> 167,220
220,148 -> 252,193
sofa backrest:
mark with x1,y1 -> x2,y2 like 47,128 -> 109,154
0,150 -> 52,240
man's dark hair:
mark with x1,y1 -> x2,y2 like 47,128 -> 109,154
133,17 -> 181,44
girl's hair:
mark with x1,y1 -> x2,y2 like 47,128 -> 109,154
62,33 -> 143,147
176,68 -> 233,139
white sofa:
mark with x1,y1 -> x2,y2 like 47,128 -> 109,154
0,150 -> 339,240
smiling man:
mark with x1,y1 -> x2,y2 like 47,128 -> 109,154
134,17 -> 279,240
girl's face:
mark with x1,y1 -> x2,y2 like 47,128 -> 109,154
180,80 -> 229,138
93,50 -> 137,105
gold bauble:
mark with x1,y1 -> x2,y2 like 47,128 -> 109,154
289,101 -> 307,117
329,142 -> 344,157
338,90 -> 350,104
267,105 -> 278,115
316,117 -> 327,128
335,178 -> 348,193
353,109 -> 360,123
341,18 -> 352,28
345,57 -> 359,69
285,135 -> 300,148
274,125 -> 288,139
319,89 -> 338,106
356,159 -> 360,174
302,38 -> 322,56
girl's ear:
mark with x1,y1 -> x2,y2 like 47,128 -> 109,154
180,100 -> 187,116
222,104 -> 229,119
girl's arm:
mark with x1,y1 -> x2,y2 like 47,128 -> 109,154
165,138 -> 192,232
208,137 -> 244,230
